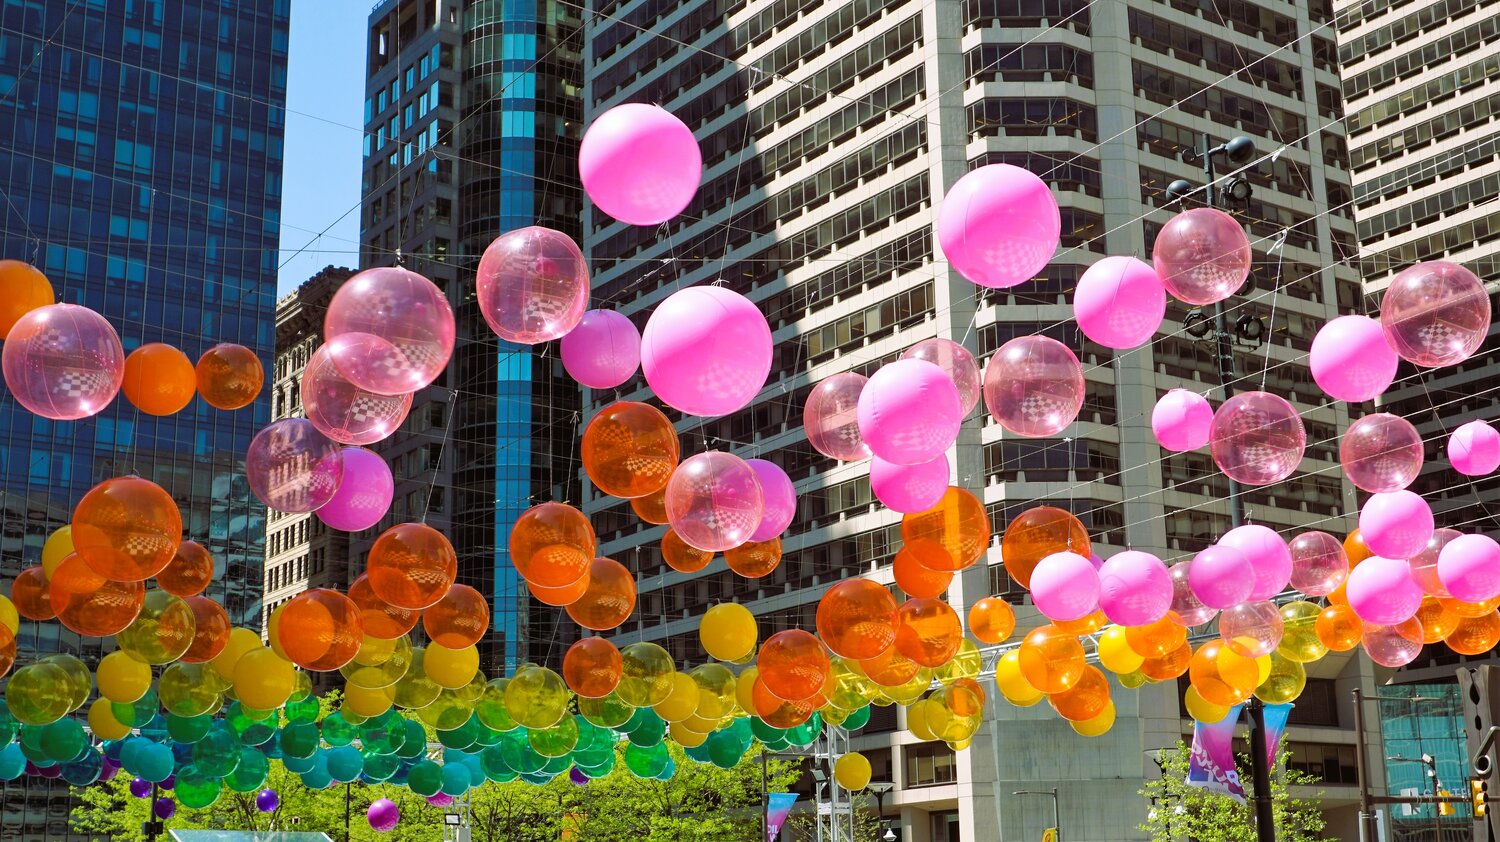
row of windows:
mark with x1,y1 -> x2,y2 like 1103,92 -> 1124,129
962,0 -> 1091,34
1342,9 -> 1500,102
970,151 -> 1102,199
985,439 -> 1121,483
1350,89 -> 1500,172
1161,0 -> 1297,45
265,548 -> 326,591
1358,170 -> 1500,242
365,43 -> 443,121
1128,8 -> 1302,99
760,230 -> 931,325
1339,0 -> 1487,65
766,121 -> 926,228
1347,52 -> 1500,135
1132,62 -> 1308,148
761,69 -> 923,178
967,97 -> 1098,143
1359,206 -> 1500,281
964,42 -> 1094,88
750,0 -> 889,84
1355,133 -> 1500,207
803,281 -> 933,365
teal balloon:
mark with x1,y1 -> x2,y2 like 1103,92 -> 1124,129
655,757 -> 677,781
112,689 -> 159,729
576,748 -> 615,779
571,728 -> 613,768
395,720 -> 427,759
437,724 -> 476,752
136,742 -> 175,782
39,718 -> 87,762
284,695 -> 319,724
705,731 -> 744,769
470,721 -> 502,748
226,748 -> 269,792
479,745 -> 514,781
530,715 -> 579,758
139,714 -> 170,743
321,712 -> 356,746
627,713 -> 664,748
363,752 -> 400,782
18,726 -> 48,763
326,745 -> 364,783
226,703 -> 275,746
785,713 -> 821,747
540,751 -> 572,776
0,744 -> 25,780
683,741 -> 713,763
193,723 -> 241,778
624,741 -> 669,778
279,722 -> 320,759
167,714 -> 212,744
0,700 -> 18,747
59,747 -> 102,785
498,729 -> 545,774
281,750 -> 317,775
408,760 -> 443,797
762,735 -> 791,752
359,713 -> 402,756
750,718 -> 786,743
843,705 -> 871,731
520,770 -> 554,785
300,751 -> 332,789
621,706 -> 657,734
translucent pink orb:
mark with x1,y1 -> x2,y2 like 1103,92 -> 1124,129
804,373 -> 870,461
1438,534 -> 1500,603
1209,391 -> 1305,486
580,103 -> 701,226
1407,528 -> 1460,598
1287,531 -> 1348,597
1380,261 -> 1490,368
1152,389 -> 1213,452
901,338 -> 981,415
936,163 -> 1060,289
301,341 -> 413,446
1151,208 -> 1251,305
664,451 -> 764,552
476,227 -> 589,345
2,304 -> 124,420
561,309 -> 640,390
982,335 -> 1085,438
323,267 -> 455,395
1339,413 -> 1423,493
246,418 -> 345,513
1220,599 -> 1284,658
1169,561 -> 1218,627
1362,618 -> 1424,668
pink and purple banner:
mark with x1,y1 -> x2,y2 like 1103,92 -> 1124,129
1184,703 -> 1294,803
767,792 -> 799,841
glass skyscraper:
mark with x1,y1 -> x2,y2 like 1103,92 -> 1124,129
0,1 -> 288,837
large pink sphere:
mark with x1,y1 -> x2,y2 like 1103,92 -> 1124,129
857,360 -> 962,466
580,103 -> 701,226
1029,551 -> 1100,622
935,164 -> 1060,289
1438,534 -> 1500,603
1220,600 -> 1284,658
323,267 -> 454,395
804,373 -> 869,461
1345,555 -> 1423,625
1218,524 -> 1292,601
1310,315 -> 1398,403
301,341 -> 412,446
1408,528 -> 1461,597
1287,531 -> 1348,597
1097,550 -> 1172,626
367,798 -> 400,833
1073,256 -> 1166,349
1449,420 -> 1500,476
1209,391 -> 1305,486
901,338 -> 981,415
561,309 -> 640,389
1359,490 -> 1434,560
869,453 -> 949,514
246,418 -> 345,513
1363,619 -> 1424,668
640,286 -> 771,417
1339,413 -> 1422,493
1169,561 -> 1217,626
746,458 -> 796,542
1380,261 -> 1490,368
315,447 -> 394,532
1187,545 -> 1254,610
982,335 -> 1085,438
1152,389 -> 1213,452
664,451 -> 764,552
1151,208 -> 1251,305
476,227 -> 589,345
2,304 -> 124,420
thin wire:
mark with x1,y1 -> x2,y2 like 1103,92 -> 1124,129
0,1 -> 87,107
1260,231 -> 1288,390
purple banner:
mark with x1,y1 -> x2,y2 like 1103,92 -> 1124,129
1186,704 -> 1245,803
767,792 -> 799,842
1262,703 -> 1293,765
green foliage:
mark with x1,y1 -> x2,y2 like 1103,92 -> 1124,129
1137,740 -> 1327,842
783,793 -> 887,842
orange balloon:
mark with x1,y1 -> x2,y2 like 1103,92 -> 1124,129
662,527 -> 711,573
725,538 -> 782,578
367,522 -> 457,610
1126,616 -> 1188,658
949,676 -> 988,712
123,343 -> 196,415
757,629 -> 830,701
1415,596 -> 1459,645
277,588 -> 364,671
563,637 -> 622,698
156,540 -> 214,598
753,676 -> 815,727
1139,640 -> 1192,681
1189,640 -> 1255,707
1050,664 -> 1110,722
71,476 -> 183,581
423,583 -> 490,649
49,554 -> 145,636
348,572 -> 419,639
1002,506 -> 1089,590
509,502 -> 596,588
632,485 -> 670,525
893,545 -> 953,599
0,623 -> 15,678
1055,610 -> 1108,636
816,579 -> 898,660
858,642 -> 920,687
900,487 -> 990,571
565,557 -> 637,631
1018,625 -> 1086,693
581,401 -> 679,498
1315,603 -> 1363,652
528,574 -> 591,607
893,597 -> 962,667
11,565 -> 55,620
195,343 -> 263,410
1344,529 -> 1374,566
0,259 -> 55,339
968,597 -> 1016,645
1447,611 -> 1500,656
1445,594 -> 1500,618
180,595 -> 230,663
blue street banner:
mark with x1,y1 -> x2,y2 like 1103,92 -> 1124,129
768,792 -> 799,841
1186,704 -> 1246,803
1262,703 -> 1294,765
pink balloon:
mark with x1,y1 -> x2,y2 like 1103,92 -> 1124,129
869,453 -> 950,514
476,227 -> 589,344
1380,261 -> 1490,368
561,309 -> 640,389
315,447 -> 394,532
301,341 -> 412,446
426,793 -> 454,807
246,419 -> 345,513
1408,528 -> 1460,597
982,335 -> 1085,438
1339,413 -> 1422,493
935,163 -> 1060,289
901,338 -> 981,415
1029,551 -> 1100,622
1449,420 -> 1500,476
1169,562 -> 1217,626
746,458 -> 796,542
1438,534 -> 1500,603
1151,208 -> 1251,305
579,103 -> 701,226
1345,555 -> 1424,625
1310,315 -> 1397,403
1097,550 -> 1172,626
367,798 -> 400,833
1218,524 -> 1292,601
1187,545 -> 1254,610
856,360 -> 962,466
1362,619 -> 1424,668
1287,531 -> 1348,597
640,286 -> 771,417
665,451 -> 763,552
323,267 -> 455,395
1220,600 -> 1283,658
804,373 -> 870,461
2,303 -> 123,420
1358,490 -> 1434,560
1209,391 -> 1305,486
1152,389 -> 1213,452
1073,256 -> 1166,349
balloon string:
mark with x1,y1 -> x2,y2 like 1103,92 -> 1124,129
1259,230 -> 1288,391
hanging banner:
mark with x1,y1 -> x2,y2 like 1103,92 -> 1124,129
1186,704 -> 1246,803
767,792 -> 799,842
1262,703 -> 1294,765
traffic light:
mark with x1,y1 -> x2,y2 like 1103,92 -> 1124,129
1475,780 -> 1488,818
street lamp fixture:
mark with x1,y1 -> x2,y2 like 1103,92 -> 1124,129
1014,788 -> 1062,842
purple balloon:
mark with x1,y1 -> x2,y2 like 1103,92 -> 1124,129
561,309 -> 641,389
1097,550 -> 1172,626
130,776 -> 152,798
426,792 -> 454,807
1345,555 -> 1423,625
368,798 -> 401,833
1029,551 -> 1100,622
153,797 -> 176,820
1359,490 -> 1435,560
746,458 -> 797,542
1187,545 -> 1254,610
1218,524 -> 1292,601
857,359 -> 962,466
1310,315 -> 1398,403
1152,389 -> 1213,452
315,447 -> 394,532
640,286 -> 771,418
1450,420 -> 1500,476
245,418 -> 345,513
869,452 -> 950,514
161,774 -> 176,790
37,763 -> 61,779
570,767 -> 591,785
256,789 -> 279,812
1073,256 -> 1166,349
1439,534 -> 1500,603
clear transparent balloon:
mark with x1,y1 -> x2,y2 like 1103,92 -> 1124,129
983,335 -> 1085,438
1339,413 -> 1422,493
476,227 -> 590,345
1288,531 -> 1348,596
1380,261 -> 1490,368
1209,391 -> 1306,486
804,373 -> 871,461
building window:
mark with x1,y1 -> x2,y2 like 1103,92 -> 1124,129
904,743 -> 957,787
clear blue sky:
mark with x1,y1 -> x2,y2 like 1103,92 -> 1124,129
275,2 -> 368,295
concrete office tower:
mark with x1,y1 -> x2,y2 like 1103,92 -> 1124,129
582,2 -> 1380,839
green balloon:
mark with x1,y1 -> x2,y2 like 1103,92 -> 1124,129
358,712 -> 403,756
167,713 -> 213,744
111,688 -> 158,729
705,731 -> 744,769
529,715 -> 579,758
279,722 -> 320,759
624,741 -> 669,778
750,717 -> 786,743
8,664 -> 73,725
785,713 -> 822,747
39,718 -> 87,762
479,745 -> 515,781
284,695 -> 320,725
475,678 -> 518,733
225,702 -> 274,746
363,752 -> 400,782
395,720 -> 427,759
498,728 -> 545,774
159,663 -> 220,718
578,691 -> 633,729
18,725 -> 49,763
0,700 -> 18,746
626,711 -> 664,748
225,748 -> 268,792
437,723 -> 476,752
577,750 -> 616,778
175,764 -> 223,809
38,654 -> 91,712
321,712 -> 357,746
407,759 -> 443,797
540,751 -> 572,776
571,727 -> 614,769
843,705 -> 871,731
193,722 -> 241,778
504,665 -> 568,729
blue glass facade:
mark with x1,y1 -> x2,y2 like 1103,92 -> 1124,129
1379,684 -> 1474,834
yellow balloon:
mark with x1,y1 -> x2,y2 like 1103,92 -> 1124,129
653,673 -> 699,723
424,643 -> 479,690
1097,626 -> 1145,674
1255,654 -> 1273,686
933,639 -> 981,683
344,682 -> 397,718
212,627 -> 265,681
266,602 -> 290,661
995,650 -> 1044,706
233,647 -> 296,710
97,650 -> 153,704
41,525 -> 74,578
1183,685 -> 1230,723
0,594 -> 18,634
906,698 -> 938,741
947,737 -> 974,751
735,665 -> 760,714
886,667 -> 931,705
670,720 -> 709,747
88,698 -> 131,740
1070,701 -> 1116,737
1254,653 -> 1307,705
700,603 -> 757,662
1118,669 -> 1148,689
834,752 -> 872,791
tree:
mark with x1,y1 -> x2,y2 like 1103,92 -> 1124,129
1138,740 -> 1326,842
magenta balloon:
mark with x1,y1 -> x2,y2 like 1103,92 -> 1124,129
1169,561 -> 1217,626
1,303 -> 124,420
1345,555 -> 1424,625
315,447 -> 394,532
1209,391 -> 1305,486
579,103 -> 701,226
1358,490 -> 1434,560
746,458 -> 796,542
856,360 -> 962,466
1187,545 -> 1254,610
804,373 -> 870,461
1152,389 -> 1213,452
1151,208 -> 1251,305
1219,599 -> 1284,658
869,452 -> 950,514
640,286 -> 771,417
665,451 -> 764,552
1097,550 -> 1172,626
1438,534 -> 1500,603
1029,551 -> 1100,622
901,338 -> 981,415
476,227 -> 589,345
1363,619 -> 1425,668
367,798 -> 400,833
1449,420 -> 1500,476
1287,531 -> 1348,597
1073,256 -> 1166,349
1408,528 -> 1460,598
323,267 -> 455,395
302,341 -> 412,446
426,793 -> 454,807
1218,524 -> 1292,601
561,309 -> 640,389
1380,261 -> 1490,368
246,419 -> 345,513
936,163 -> 1060,289
982,335 -> 1085,438
1309,315 -> 1398,403
1339,413 -> 1422,493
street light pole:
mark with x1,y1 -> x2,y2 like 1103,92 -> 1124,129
1014,788 -> 1061,842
